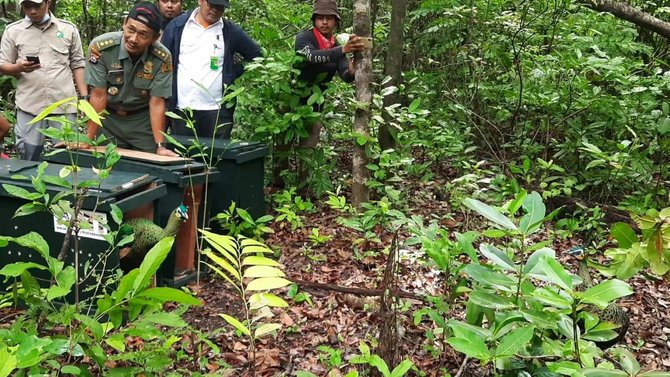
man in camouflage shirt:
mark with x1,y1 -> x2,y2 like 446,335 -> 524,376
85,2 -> 177,156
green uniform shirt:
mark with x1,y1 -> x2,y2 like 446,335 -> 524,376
85,31 -> 172,152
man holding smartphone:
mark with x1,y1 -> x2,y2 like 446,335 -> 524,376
0,0 -> 87,161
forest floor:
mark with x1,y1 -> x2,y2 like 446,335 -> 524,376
182,177 -> 670,376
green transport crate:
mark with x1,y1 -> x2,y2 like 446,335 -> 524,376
0,159 -> 166,303
46,150 -> 220,287
169,136 -> 268,220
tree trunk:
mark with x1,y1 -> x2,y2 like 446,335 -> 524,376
577,0 -> 670,39
379,0 -> 406,151
352,0 -> 372,207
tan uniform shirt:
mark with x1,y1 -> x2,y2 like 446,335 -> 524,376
0,14 -> 85,115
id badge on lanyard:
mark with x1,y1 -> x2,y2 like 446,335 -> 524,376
210,34 -> 223,71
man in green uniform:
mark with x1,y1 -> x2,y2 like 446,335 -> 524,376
85,2 -> 177,156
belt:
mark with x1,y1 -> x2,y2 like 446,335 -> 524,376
106,107 -> 148,117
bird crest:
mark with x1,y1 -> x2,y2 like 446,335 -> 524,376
176,204 -> 188,220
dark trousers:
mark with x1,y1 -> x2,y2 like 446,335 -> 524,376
171,109 -> 233,139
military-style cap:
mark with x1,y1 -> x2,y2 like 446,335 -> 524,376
207,0 -> 230,7
128,2 -> 163,33
312,0 -> 340,20
19,0 -> 45,4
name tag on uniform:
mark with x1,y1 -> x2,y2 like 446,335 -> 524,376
107,70 -> 124,85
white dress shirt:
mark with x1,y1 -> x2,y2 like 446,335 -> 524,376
177,8 -> 225,110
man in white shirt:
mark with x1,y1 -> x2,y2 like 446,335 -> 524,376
161,0 -> 261,138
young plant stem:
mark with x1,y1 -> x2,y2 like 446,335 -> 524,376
571,302 -> 582,366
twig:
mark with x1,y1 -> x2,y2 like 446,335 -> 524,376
57,190 -> 88,261
287,277 -> 427,302
454,356 -> 469,377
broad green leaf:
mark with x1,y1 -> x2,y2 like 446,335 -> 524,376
610,223 -> 637,249
10,232 -> 50,262
520,309 -> 559,329
532,287 -> 573,309
581,369 -> 628,377
447,337 -> 490,361
47,286 -> 71,301
463,265 -> 516,292
519,192 -> 545,234
141,312 -> 188,327
464,198 -> 518,231
242,256 -> 280,266
536,256 -> 573,291
390,359 -> 414,377
504,191 -> 527,216
368,355 -> 391,377
246,277 -> 291,291
447,320 -> 492,340
105,334 -> 126,352
0,346 -> 17,377
204,262 -> 241,293
579,280 -> 633,307
243,265 -> 286,278
220,314 -> 251,336
241,245 -> 273,254
133,237 -> 174,292
60,365 -> 81,375
2,184 -> 42,201
249,293 -> 289,309
296,372 -> 319,377
522,248 -> 555,273
203,249 -> 240,280
639,372 -> 670,377
200,231 -> 239,266
479,244 -> 517,272
495,326 -> 535,357
135,287 -> 202,306
30,97 -> 77,123
77,99 -> 103,125
456,231 -> 479,261
0,262 -> 48,279
609,348 -> 640,375
254,323 -> 282,338
111,269 -> 140,305
469,290 -> 516,310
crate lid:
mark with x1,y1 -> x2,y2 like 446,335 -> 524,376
0,159 -> 154,197
170,136 -> 268,163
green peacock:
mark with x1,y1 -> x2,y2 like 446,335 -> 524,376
119,204 -> 189,272
567,245 -> 630,349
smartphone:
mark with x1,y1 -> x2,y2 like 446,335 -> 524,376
26,56 -> 40,64
362,37 -> 373,49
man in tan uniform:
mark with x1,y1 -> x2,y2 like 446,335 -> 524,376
0,0 -> 87,161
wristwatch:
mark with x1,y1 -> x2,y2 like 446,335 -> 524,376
78,94 -> 90,100
156,142 -> 166,149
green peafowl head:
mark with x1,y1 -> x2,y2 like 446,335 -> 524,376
567,245 -> 587,261
174,204 -> 188,221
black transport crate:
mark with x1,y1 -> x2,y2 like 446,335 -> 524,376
169,136 -> 268,220
0,159 -> 165,303
46,150 -> 220,287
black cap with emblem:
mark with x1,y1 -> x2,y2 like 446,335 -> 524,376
128,2 -> 163,33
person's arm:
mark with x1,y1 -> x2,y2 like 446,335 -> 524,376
69,26 -> 88,97
73,68 -> 87,98
234,26 -> 262,61
0,29 -> 39,76
86,86 -> 107,142
149,96 -> 177,156
295,30 -> 364,64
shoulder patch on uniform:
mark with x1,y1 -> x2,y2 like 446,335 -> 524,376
150,44 -> 170,62
91,33 -> 121,52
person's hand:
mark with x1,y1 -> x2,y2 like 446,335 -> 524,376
18,59 -> 40,73
343,35 -> 365,54
157,146 -> 178,157
53,141 -> 91,150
